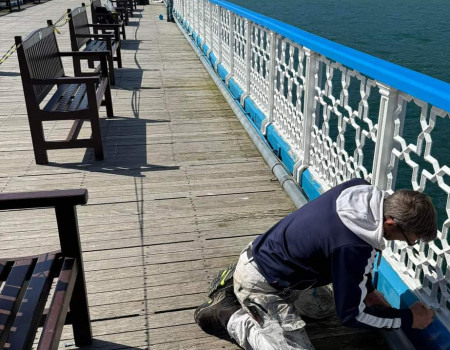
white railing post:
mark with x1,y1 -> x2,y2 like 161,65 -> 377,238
261,31 -> 278,135
372,83 -> 404,190
214,5 -> 222,71
225,11 -> 235,85
240,19 -> 252,105
294,48 -> 318,183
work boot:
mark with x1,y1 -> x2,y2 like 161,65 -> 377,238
194,285 -> 241,335
208,262 -> 237,297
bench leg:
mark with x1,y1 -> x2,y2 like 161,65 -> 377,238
55,204 -> 92,346
29,119 -> 49,164
90,115 -> 104,160
70,273 -> 93,346
108,55 -> 116,85
105,81 -> 114,118
122,22 -> 126,40
116,45 -> 123,69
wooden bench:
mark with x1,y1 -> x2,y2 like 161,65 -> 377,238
90,0 -> 126,40
112,0 -> 134,20
0,0 -> 20,11
0,189 -> 92,349
68,5 -> 122,85
15,26 -> 114,165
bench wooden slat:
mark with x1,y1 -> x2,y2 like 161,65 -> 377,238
38,258 -> 78,350
43,84 -> 72,112
54,84 -> 80,113
6,253 -> 60,350
68,84 -> 87,112
0,259 -> 34,346
85,40 -> 107,52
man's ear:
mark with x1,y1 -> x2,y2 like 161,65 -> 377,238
384,216 -> 396,227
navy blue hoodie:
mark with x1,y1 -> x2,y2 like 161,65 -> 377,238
252,178 -> 413,329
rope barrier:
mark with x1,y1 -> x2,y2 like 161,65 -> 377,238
0,42 -> 20,65
0,0 -> 94,65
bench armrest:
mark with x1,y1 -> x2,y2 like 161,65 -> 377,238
75,33 -> 114,40
88,23 -> 122,28
0,189 -> 88,210
31,76 -> 101,85
59,51 -> 110,58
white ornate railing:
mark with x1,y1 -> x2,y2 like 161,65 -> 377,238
174,0 -> 450,336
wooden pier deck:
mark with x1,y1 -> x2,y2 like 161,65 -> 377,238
0,1 -> 388,349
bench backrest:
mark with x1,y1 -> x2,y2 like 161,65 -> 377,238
68,6 -> 91,50
15,26 -> 64,107
91,0 -> 115,25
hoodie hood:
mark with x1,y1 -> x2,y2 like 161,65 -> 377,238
336,184 -> 385,250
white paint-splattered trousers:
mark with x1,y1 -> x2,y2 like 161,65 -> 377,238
227,245 -> 335,350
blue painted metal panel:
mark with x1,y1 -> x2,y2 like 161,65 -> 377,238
300,169 -> 323,200
203,43 -> 209,56
210,52 -> 217,67
208,0 -> 450,112
265,124 -> 295,173
217,64 -> 228,81
243,97 -> 265,130
228,78 -> 244,100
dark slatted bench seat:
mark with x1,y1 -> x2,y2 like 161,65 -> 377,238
68,5 -> 122,85
0,189 -> 92,350
15,26 -> 114,165
90,0 -> 127,39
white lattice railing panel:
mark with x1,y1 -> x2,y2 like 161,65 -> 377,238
271,39 -> 307,158
383,96 -> 450,319
309,56 -> 378,187
211,5 -> 220,55
232,15 -> 247,89
220,9 -> 231,72
248,23 -> 271,115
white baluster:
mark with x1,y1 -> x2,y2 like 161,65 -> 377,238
261,31 -> 278,135
372,83 -> 404,190
225,12 -> 235,85
294,48 -> 318,183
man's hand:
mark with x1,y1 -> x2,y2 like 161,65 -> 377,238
364,290 -> 391,307
411,302 -> 435,329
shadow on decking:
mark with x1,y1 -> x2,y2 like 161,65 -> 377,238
45,116 -> 178,177
71,339 -> 142,349
121,40 -> 141,51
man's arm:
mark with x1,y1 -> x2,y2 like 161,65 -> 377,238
331,245 -> 414,330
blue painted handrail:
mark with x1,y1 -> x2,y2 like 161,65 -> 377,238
209,0 -> 450,113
